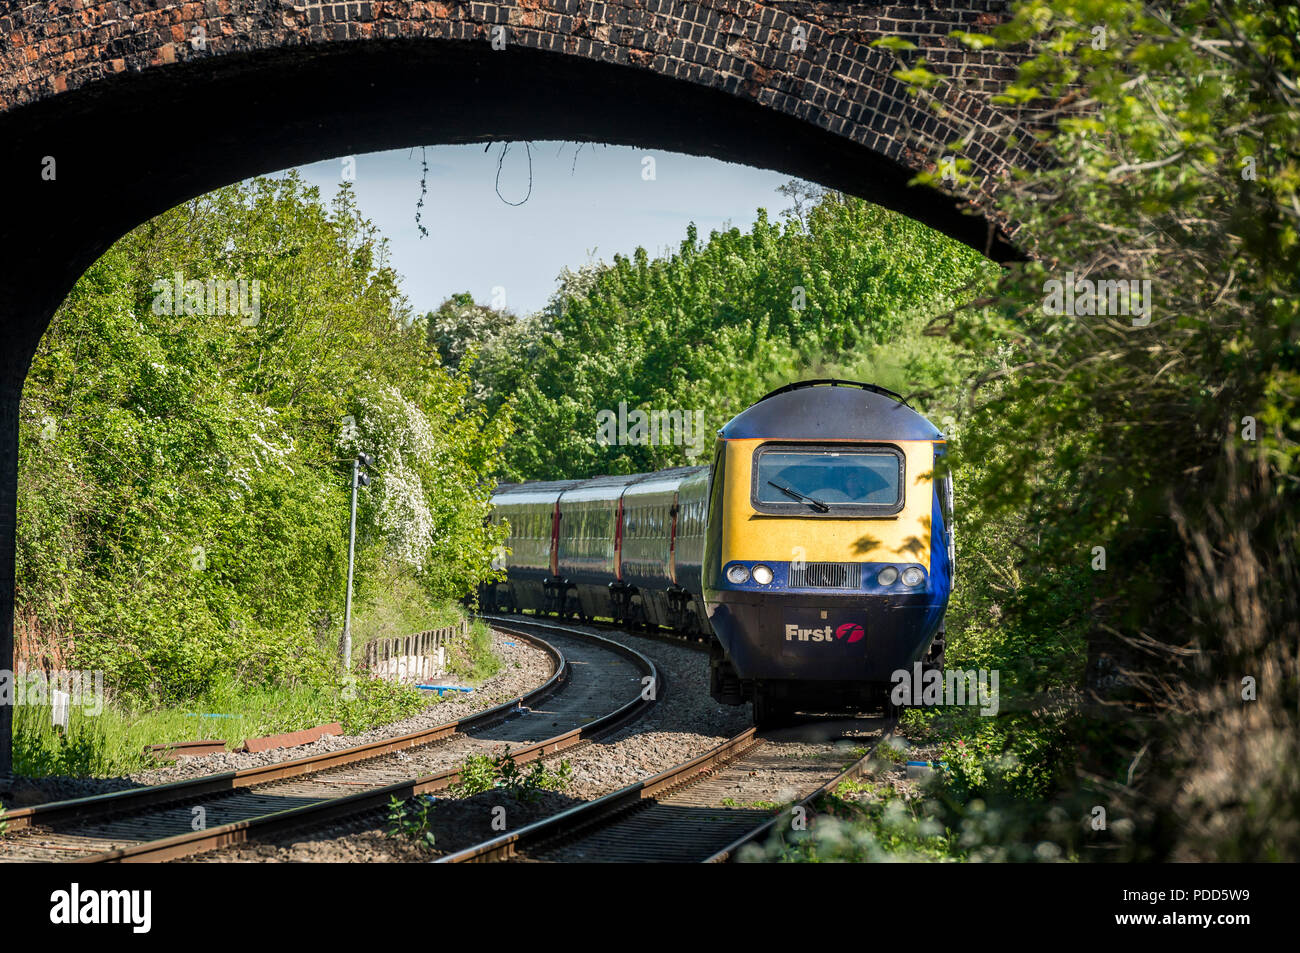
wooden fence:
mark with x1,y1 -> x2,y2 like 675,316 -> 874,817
362,619 -> 467,683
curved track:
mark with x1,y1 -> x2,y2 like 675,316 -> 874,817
0,622 -> 657,863
479,610 -> 711,652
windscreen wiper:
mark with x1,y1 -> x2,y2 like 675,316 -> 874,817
768,481 -> 830,513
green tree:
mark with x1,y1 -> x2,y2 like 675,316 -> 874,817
18,174 -> 510,705
876,0 -> 1300,860
477,194 -> 991,480
424,291 -> 517,373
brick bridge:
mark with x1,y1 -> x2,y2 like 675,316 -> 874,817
0,0 -> 1032,772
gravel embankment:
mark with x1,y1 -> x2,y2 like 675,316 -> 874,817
195,624 -> 891,862
0,632 -> 552,809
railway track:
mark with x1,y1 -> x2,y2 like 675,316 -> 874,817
439,716 -> 893,863
480,611 -> 710,653
0,621 -> 658,863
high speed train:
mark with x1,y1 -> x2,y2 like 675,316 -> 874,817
478,380 -> 954,724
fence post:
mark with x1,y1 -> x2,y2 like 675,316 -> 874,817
359,621 -> 467,684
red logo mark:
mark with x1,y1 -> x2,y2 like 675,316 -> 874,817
835,623 -> 865,643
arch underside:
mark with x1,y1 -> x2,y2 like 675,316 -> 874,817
0,38 -> 1015,363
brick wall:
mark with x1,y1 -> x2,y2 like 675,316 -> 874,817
0,2 -> 1031,236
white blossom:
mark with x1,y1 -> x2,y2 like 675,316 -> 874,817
340,385 -> 440,568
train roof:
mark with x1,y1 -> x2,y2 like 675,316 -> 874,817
558,472 -> 652,503
720,379 -> 943,442
492,479 -> 583,506
491,467 -> 709,506
620,465 -> 709,497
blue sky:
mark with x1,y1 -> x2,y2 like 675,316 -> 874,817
286,143 -> 804,317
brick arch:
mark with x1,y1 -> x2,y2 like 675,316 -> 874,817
0,1 -> 1033,771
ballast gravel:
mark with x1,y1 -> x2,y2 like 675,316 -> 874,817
190,623 -> 893,863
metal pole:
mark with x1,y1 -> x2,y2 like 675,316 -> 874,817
342,458 -> 359,669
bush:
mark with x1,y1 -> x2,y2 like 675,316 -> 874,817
18,174 -> 510,714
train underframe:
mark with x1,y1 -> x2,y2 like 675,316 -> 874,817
478,576 -> 709,636
709,627 -> 946,723
706,593 -> 948,723
478,576 -> 946,725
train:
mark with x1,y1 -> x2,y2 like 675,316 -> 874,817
478,380 -> 954,724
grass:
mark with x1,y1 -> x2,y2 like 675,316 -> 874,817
12,669 -> 429,779
348,564 -> 465,666
11,589 -> 503,779
349,582 -> 502,686
721,797 -> 780,810
445,618 -> 501,683
744,781 -> 959,863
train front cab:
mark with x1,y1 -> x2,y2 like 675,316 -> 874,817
702,390 -> 953,717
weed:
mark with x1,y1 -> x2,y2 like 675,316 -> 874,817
446,620 -> 501,683
453,749 -> 571,803
454,755 -> 501,796
835,777 -> 882,798
745,782 -> 958,863
721,797 -> 779,810
875,740 -> 909,764
386,795 -> 437,849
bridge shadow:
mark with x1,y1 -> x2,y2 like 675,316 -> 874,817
0,774 -> 155,810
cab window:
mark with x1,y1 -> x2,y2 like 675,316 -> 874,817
751,443 -> 904,516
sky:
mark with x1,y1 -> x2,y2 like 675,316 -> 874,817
283,143 -> 803,317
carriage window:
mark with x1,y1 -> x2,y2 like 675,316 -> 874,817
751,444 -> 905,516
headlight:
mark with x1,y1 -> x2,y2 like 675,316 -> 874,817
726,564 -> 751,584
877,567 -> 899,586
752,564 -> 774,585
901,567 -> 926,587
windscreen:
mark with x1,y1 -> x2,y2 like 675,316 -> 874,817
753,446 -> 902,512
